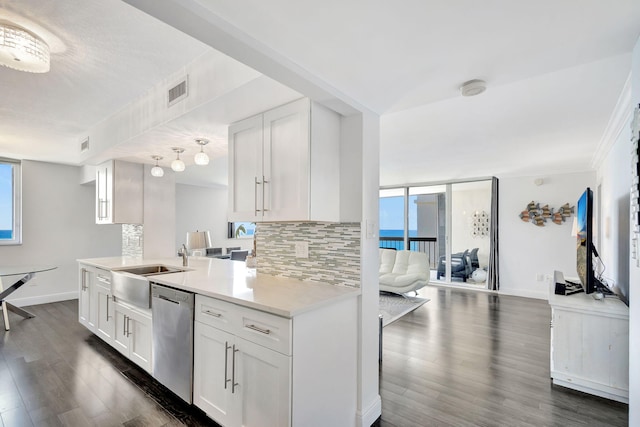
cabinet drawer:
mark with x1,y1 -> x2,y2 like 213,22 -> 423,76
195,295 -> 292,355
195,295 -> 237,334
237,306 -> 291,355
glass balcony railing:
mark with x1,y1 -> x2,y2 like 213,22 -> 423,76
379,236 -> 438,269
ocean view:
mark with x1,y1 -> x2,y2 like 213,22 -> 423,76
0,229 -> 11,239
379,229 -> 418,237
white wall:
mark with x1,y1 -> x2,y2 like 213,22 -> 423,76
0,161 -> 121,306
596,119 -> 631,300
499,172 -> 595,299
143,165 -> 176,258
628,35 -> 640,426
175,183 -> 252,253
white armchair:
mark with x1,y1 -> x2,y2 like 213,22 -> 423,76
379,249 -> 430,295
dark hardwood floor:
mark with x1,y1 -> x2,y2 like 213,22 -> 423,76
0,300 -> 218,427
378,285 -> 628,427
1,286 -> 629,426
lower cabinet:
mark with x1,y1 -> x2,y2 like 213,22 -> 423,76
95,279 -> 114,343
193,316 -> 291,427
78,266 -> 96,331
549,285 -> 629,403
193,293 -> 358,427
113,300 -> 153,373
77,263 -> 152,375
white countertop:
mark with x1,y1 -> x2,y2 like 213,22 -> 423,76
77,256 -> 360,318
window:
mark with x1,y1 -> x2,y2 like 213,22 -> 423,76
380,179 -> 492,284
0,158 -> 21,245
227,222 -> 256,239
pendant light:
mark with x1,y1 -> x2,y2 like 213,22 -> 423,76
171,148 -> 185,172
194,138 -> 210,166
150,155 -> 164,177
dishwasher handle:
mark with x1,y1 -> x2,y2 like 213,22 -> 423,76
157,294 -> 180,305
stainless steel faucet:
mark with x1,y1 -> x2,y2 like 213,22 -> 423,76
181,244 -> 188,266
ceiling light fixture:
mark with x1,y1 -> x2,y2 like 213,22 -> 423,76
171,148 -> 186,172
460,79 -> 487,97
194,138 -> 210,166
0,22 -> 50,73
151,155 -> 164,177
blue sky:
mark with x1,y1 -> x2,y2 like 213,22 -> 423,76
0,164 -> 12,230
379,196 -> 418,230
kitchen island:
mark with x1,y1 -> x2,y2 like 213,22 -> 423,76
77,256 -> 360,427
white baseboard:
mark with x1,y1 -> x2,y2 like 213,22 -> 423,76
498,288 -> 548,300
357,395 -> 382,427
5,291 -> 78,307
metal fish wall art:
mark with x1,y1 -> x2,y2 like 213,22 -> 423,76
519,201 -> 574,227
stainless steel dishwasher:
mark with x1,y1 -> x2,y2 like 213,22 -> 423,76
151,283 -> 195,403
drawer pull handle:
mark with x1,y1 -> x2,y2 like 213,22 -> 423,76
204,310 -> 222,318
246,324 -> 271,335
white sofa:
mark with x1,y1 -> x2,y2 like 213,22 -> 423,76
379,249 -> 430,294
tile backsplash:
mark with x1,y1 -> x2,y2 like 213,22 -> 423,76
122,224 -> 143,257
256,222 -> 361,288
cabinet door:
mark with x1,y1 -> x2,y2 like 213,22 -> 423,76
193,322 -> 236,427
112,303 -> 130,356
78,267 -> 95,331
95,282 -> 114,343
236,337 -> 291,427
262,99 -> 310,221
228,115 -> 264,222
128,308 -> 152,373
96,161 -> 113,224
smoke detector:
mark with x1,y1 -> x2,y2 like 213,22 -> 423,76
460,79 -> 487,97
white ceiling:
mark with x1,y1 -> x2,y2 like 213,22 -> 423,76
0,0 -> 211,163
1,0 -> 640,187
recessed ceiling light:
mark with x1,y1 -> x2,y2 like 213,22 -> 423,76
460,79 -> 487,97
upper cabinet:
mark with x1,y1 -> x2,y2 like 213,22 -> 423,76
96,160 -> 143,224
228,98 -> 341,222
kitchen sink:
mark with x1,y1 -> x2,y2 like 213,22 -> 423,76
115,265 -> 186,276
111,265 -> 188,309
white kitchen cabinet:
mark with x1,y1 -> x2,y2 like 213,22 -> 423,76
194,314 -> 291,427
228,98 -> 341,222
113,300 -> 152,373
234,336 -> 291,426
193,293 -> 357,427
94,272 -> 114,343
78,265 -> 97,332
549,283 -> 629,403
194,322 -> 235,426
96,159 -> 143,224
78,263 -> 152,373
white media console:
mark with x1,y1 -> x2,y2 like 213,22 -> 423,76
548,280 -> 629,403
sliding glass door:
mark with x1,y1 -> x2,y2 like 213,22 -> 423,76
379,179 -> 492,287
379,188 -> 406,250
408,185 -> 446,273
449,181 -> 492,286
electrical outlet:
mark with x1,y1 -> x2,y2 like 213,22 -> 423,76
295,241 -> 309,258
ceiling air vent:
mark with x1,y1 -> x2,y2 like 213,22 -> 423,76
80,137 -> 89,153
168,76 -> 188,107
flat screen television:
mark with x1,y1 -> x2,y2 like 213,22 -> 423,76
576,188 -> 597,292
575,187 -> 628,305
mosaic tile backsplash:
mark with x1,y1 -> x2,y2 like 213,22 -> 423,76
256,222 -> 361,288
122,224 -> 143,258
